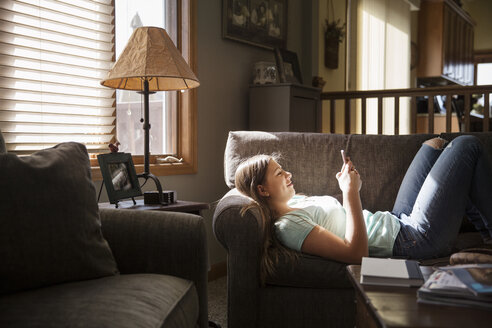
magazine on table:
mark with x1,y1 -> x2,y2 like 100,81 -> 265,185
444,264 -> 492,295
417,264 -> 492,310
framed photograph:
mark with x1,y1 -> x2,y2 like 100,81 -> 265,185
223,0 -> 287,50
275,48 -> 302,84
97,152 -> 142,205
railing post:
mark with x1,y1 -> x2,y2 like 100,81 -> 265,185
394,96 -> 400,135
411,96 -> 417,134
345,98 -> 351,134
484,92 -> 490,132
428,96 -> 435,133
464,94 -> 471,132
445,94 -> 452,133
330,99 -> 335,133
378,96 -> 383,134
361,97 -> 367,135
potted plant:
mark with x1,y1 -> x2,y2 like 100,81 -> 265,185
324,18 -> 345,69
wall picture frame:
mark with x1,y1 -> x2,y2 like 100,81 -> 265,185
97,152 -> 142,206
223,0 -> 287,50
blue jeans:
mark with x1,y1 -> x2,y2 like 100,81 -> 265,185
392,135 -> 492,259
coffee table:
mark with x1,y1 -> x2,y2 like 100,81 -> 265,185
347,265 -> 492,327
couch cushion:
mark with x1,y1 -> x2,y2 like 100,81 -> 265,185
224,131 -> 347,195
266,253 -> 352,289
0,129 -> 6,153
224,131 -> 437,212
440,132 -> 492,160
0,142 -> 118,294
0,274 -> 199,328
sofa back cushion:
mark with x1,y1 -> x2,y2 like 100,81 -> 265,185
0,142 -> 118,294
441,132 -> 492,159
0,129 -> 6,153
224,131 -> 436,212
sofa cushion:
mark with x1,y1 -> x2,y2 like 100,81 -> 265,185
0,142 -> 118,294
0,129 -> 6,153
0,274 -> 199,328
224,131 -> 348,195
440,132 -> 492,160
266,253 -> 352,289
224,131 -> 437,212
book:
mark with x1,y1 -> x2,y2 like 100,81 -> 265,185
360,257 -> 424,287
417,264 -> 492,310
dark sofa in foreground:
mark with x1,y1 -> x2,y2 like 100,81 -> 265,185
213,131 -> 492,328
0,131 -> 208,328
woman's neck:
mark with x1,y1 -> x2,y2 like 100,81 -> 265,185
270,201 -> 293,218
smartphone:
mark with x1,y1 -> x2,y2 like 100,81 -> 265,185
341,149 -> 347,164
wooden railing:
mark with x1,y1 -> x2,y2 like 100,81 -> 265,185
321,84 -> 492,134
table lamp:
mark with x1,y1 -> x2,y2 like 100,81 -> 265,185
101,26 -> 199,205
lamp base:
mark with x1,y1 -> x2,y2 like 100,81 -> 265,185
144,190 -> 177,205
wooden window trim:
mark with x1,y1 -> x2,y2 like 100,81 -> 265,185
473,49 -> 492,85
91,0 -> 197,180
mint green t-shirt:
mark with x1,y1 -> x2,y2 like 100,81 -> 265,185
274,195 -> 401,257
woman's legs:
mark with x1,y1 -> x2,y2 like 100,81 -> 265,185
392,138 -> 490,238
393,135 -> 492,259
392,142 -> 443,217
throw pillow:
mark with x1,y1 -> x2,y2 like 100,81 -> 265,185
0,142 -> 118,294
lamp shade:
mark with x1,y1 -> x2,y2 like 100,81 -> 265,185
101,26 -> 199,91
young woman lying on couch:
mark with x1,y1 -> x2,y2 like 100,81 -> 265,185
234,135 -> 492,279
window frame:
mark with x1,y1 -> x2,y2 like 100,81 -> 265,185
474,49 -> 492,86
90,0 -> 198,180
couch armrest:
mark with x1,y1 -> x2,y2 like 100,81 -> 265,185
213,190 -> 262,327
99,208 -> 208,328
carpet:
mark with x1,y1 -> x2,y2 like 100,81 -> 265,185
208,276 -> 227,327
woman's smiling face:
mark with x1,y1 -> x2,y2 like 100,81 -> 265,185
258,159 -> 295,203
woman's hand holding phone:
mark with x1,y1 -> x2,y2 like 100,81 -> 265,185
336,150 -> 361,193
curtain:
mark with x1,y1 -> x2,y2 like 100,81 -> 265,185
357,0 -> 411,134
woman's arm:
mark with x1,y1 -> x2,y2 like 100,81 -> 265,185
301,161 -> 368,263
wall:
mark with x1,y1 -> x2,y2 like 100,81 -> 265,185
96,0 -> 312,269
462,0 -> 492,51
317,0 -> 348,133
317,0 -> 347,92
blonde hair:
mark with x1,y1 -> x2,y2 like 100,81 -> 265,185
234,154 -> 298,284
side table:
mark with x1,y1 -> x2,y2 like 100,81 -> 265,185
99,199 -> 209,215
347,265 -> 492,327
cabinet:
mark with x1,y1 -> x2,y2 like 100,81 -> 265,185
417,0 -> 474,86
249,83 -> 321,132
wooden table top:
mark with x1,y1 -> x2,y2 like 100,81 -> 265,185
347,265 -> 492,327
99,199 -> 209,212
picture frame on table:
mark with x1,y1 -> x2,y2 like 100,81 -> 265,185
222,0 -> 287,50
274,48 -> 302,84
97,152 -> 142,206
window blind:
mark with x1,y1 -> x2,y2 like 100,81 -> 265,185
0,0 -> 115,154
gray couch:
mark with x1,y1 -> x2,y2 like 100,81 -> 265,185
213,131 -> 492,328
0,209 -> 209,328
0,131 -> 208,328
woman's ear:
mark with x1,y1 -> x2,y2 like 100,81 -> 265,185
257,184 -> 270,197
